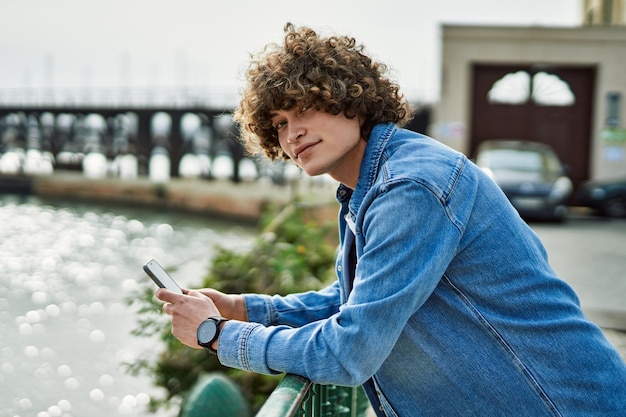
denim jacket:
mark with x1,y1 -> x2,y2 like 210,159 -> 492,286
218,124 -> 626,416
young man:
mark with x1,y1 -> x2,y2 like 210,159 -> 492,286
157,24 -> 626,416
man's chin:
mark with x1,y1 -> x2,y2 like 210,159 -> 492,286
302,167 -> 326,177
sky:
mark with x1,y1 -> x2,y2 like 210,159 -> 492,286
0,0 -> 582,105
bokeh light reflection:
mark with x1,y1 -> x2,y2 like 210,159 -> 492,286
1,195 -> 253,415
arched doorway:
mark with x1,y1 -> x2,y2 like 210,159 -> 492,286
470,64 -> 596,191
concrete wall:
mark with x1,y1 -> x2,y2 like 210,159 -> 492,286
434,24 -> 626,181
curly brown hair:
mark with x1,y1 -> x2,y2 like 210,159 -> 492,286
234,23 -> 413,160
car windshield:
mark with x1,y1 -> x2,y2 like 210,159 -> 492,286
478,148 -> 562,174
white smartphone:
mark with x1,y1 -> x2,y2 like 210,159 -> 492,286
143,259 -> 183,294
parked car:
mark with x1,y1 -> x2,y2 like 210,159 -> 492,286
474,139 -> 573,222
575,177 -> 626,218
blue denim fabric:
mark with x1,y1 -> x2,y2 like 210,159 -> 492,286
218,124 -> 626,416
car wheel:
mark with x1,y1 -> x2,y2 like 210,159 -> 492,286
602,196 -> 626,218
552,205 -> 568,222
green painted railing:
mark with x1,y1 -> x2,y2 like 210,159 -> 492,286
179,373 -> 370,417
255,374 -> 370,417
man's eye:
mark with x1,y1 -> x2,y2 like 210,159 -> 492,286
273,121 -> 286,130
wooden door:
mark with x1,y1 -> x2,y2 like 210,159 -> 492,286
470,64 -> 595,191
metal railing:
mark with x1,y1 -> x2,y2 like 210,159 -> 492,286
255,374 -> 370,417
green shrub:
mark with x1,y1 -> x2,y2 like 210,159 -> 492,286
126,202 -> 338,413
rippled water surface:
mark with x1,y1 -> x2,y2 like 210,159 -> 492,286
0,194 -> 254,417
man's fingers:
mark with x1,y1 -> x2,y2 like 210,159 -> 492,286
162,302 -> 173,315
186,290 -> 205,298
156,288 -> 186,303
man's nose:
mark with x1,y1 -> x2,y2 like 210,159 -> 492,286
287,125 -> 305,144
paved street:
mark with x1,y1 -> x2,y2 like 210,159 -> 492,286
529,213 -> 626,359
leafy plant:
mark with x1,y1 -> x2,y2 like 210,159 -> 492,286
126,202 -> 338,413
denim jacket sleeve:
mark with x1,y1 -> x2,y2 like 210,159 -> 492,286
242,281 -> 342,327
217,179 -> 463,385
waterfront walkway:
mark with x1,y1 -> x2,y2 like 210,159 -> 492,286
21,171 -> 339,223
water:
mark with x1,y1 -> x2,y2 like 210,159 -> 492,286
0,194 -> 255,417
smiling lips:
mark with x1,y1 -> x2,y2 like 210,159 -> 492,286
294,141 -> 320,159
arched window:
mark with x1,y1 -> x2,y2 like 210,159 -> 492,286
488,70 -> 575,106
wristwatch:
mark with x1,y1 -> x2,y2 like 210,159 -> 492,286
197,316 -> 229,354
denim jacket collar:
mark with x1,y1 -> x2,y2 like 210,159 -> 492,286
337,123 -> 395,219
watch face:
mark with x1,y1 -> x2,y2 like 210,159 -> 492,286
197,320 -> 218,344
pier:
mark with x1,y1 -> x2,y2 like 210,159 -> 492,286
0,87 -> 430,183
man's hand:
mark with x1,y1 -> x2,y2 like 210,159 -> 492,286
156,289 -> 221,349
196,288 -> 249,322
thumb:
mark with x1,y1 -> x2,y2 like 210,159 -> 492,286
187,290 -> 206,298
186,290 -> 216,306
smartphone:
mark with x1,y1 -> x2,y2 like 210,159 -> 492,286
143,259 -> 183,294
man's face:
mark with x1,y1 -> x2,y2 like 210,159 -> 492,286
271,107 -> 365,188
